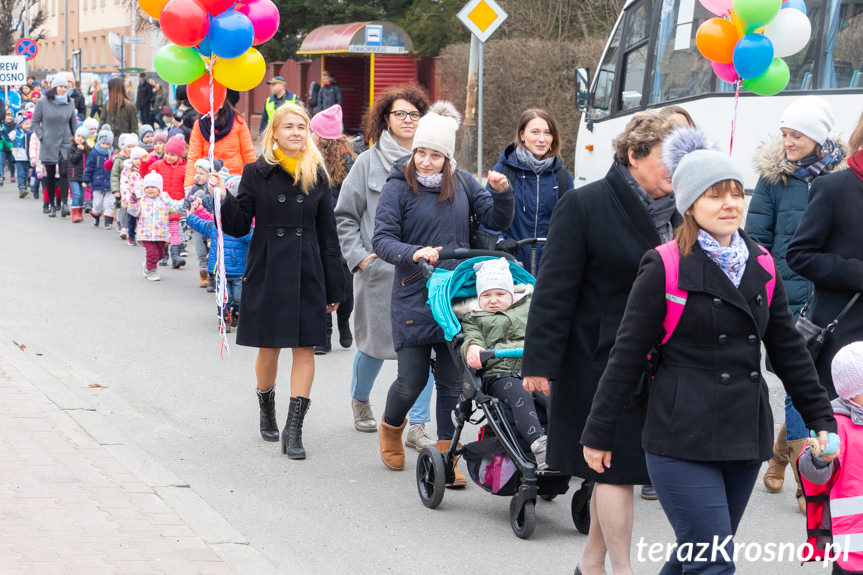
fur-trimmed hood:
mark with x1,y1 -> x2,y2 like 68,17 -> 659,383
755,136 -> 848,185
452,283 -> 533,319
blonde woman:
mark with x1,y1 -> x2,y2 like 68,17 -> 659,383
219,103 -> 345,460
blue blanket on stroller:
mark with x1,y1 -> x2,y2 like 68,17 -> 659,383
426,256 -> 536,341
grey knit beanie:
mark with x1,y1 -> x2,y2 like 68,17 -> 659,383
51,75 -> 68,89
97,130 -> 114,146
412,101 -> 462,161
662,127 -> 743,214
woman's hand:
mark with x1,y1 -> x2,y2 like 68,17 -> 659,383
584,446 -> 612,474
326,302 -> 340,313
412,246 -> 442,264
523,376 -> 550,396
358,253 -> 377,271
466,344 -> 485,370
210,171 -> 227,199
487,170 -> 510,193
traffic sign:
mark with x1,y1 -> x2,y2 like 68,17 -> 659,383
124,36 -> 146,44
0,55 -> 28,86
457,0 -> 507,43
15,38 -> 38,60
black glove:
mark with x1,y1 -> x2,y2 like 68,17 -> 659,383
497,238 -> 519,255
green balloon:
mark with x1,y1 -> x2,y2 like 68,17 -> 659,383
733,0 -> 781,29
743,58 -> 790,96
154,44 -> 206,85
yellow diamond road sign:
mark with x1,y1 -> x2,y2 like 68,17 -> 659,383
457,0 -> 508,43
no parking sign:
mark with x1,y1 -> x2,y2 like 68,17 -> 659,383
15,38 -> 38,60
0,56 -> 28,86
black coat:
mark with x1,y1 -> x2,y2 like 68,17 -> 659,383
522,165 -> 681,483
787,168 -> 863,397
220,157 -> 345,348
373,165 -> 514,351
581,233 -> 836,463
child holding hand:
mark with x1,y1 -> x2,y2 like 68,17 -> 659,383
128,172 -> 185,281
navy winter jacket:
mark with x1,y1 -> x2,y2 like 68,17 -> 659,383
83,145 -> 113,190
487,144 -> 573,272
186,211 -> 252,277
373,164 -> 514,350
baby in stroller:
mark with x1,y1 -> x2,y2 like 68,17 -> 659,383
458,258 -> 548,469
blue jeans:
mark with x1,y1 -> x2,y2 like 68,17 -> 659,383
218,276 -> 243,315
351,350 -> 433,426
784,395 -> 808,441
2,150 -> 13,179
15,161 -> 28,188
127,214 -> 137,242
69,181 -> 85,208
646,453 -> 761,575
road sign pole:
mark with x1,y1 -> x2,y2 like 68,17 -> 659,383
478,37 -> 483,178
121,37 -> 125,81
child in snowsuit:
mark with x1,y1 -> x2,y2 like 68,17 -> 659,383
120,147 -> 147,245
67,126 -> 91,222
10,115 -> 32,198
83,128 -> 114,228
127,172 -> 185,281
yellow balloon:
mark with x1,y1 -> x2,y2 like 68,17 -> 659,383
138,0 -> 168,19
213,48 -> 266,92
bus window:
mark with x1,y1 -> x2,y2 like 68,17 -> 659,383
823,0 -> 863,89
620,0 -> 652,110
589,23 -> 623,121
781,0 -> 822,91
650,0 -> 714,103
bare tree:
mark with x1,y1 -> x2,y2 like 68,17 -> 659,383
497,0 -> 625,42
0,0 -> 46,55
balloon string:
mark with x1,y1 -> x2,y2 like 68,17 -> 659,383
729,79 -> 742,154
208,56 -> 230,360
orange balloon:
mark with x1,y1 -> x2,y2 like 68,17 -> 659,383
696,17 -> 740,64
138,0 -> 168,19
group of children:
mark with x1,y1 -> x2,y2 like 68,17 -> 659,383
2,114 -> 251,332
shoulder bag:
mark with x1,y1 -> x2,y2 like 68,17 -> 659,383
796,293 -> 861,361
458,171 -> 501,251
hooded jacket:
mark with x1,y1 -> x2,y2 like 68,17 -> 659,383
186,209 -> 252,276
745,137 -> 847,317
83,145 -> 113,190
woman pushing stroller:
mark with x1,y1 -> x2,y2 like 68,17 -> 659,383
460,257 -> 548,468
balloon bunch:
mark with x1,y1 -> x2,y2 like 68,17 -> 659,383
141,0 -> 280,114
696,0 -> 810,96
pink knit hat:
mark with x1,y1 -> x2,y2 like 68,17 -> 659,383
165,135 -> 186,157
310,105 -> 343,140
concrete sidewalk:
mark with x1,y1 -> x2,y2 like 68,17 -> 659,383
0,351 -> 235,574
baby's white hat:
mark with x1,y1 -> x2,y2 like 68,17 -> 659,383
833,341 -> 863,400
129,146 -> 147,160
142,172 -> 163,192
474,257 -> 513,297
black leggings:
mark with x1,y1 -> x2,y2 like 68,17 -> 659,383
487,376 -> 545,445
43,161 -> 68,205
384,342 -> 461,440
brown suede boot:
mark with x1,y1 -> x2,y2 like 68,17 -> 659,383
436,440 -> 467,488
764,424 -> 789,493
379,419 -> 407,470
199,270 -> 209,288
788,438 -> 809,513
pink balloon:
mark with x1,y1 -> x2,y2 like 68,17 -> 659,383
700,0 -> 733,16
235,0 -> 279,45
712,61 -> 739,83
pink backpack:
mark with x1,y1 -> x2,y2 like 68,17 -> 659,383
655,240 -> 776,345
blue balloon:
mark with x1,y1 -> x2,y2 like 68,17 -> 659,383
733,34 -> 774,79
208,10 -> 254,60
782,0 -> 806,16
195,16 -> 214,57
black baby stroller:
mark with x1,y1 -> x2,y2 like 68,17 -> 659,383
414,247 -> 592,539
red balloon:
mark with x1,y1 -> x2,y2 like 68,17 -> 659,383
160,0 -> 210,47
200,0 -> 234,16
188,74 -> 227,115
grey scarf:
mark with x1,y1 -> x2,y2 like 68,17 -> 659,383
375,129 -> 410,172
615,162 -> 677,243
417,159 -> 458,189
514,145 -> 555,174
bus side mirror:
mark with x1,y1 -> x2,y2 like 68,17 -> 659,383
575,67 -> 590,112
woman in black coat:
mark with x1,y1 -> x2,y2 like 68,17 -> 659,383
522,112 -> 679,575
220,102 -> 344,461
581,128 -> 836,575
787,112 -> 863,399
373,101 -> 513,482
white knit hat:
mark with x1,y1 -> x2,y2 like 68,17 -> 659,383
122,133 -> 139,148
142,172 -> 163,192
474,258 -> 514,297
832,342 -> 863,400
779,96 -> 834,146
412,101 -> 462,161
129,147 -> 147,161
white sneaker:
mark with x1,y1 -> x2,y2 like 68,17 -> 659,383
405,424 -> 435,451
531,435 -> 549,470
146,269 -> 160,281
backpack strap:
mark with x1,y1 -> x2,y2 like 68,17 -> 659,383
656,241 -> 687,346
756,245 -> 776,307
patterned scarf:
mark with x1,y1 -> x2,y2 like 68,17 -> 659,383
791,138 -> 844,183
697,230 -> 749,288
416,158 -> 458,189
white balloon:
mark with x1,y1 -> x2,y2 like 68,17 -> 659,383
763,8 -> 812,58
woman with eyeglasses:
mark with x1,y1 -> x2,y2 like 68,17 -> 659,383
335,85 -> 439,450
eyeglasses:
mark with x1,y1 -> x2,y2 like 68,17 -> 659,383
389,110 -> 421,121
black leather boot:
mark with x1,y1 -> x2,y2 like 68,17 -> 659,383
61,202 -> 70,217
338,319 -> 353,348
281,396 -> 310,459
256,388 -> 279,442
48,203 -> 57,217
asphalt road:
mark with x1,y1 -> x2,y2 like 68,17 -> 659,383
0,181 -> 819,574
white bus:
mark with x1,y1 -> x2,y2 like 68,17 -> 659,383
573,0 -> 863,188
